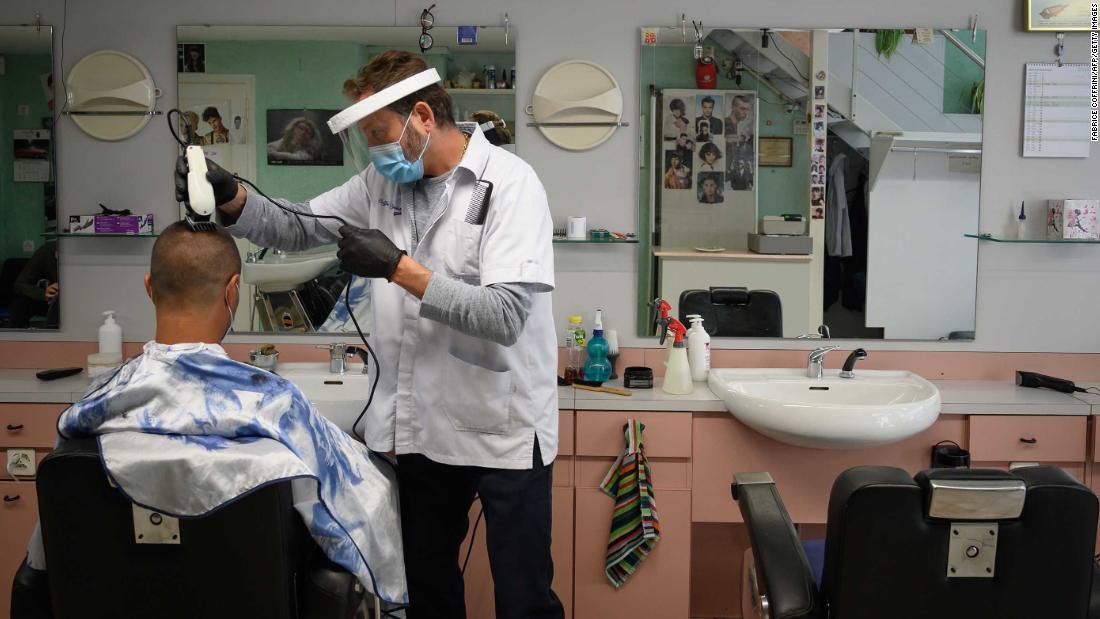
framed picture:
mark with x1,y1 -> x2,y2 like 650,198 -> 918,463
266,109 -> 343,166
759,137 -> 793,167
177,44 -> 205,73
1026,0 -> 1095,30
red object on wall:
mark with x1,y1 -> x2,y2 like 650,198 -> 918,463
696,59 -> 717,89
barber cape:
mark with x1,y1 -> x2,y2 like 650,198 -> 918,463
56,341 -> 407,604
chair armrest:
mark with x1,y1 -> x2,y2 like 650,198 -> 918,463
298,558 -> 363,619
732,473 -> 823,619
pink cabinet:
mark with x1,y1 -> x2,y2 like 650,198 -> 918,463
1,482 -> 38,617
572,487 -> 691,619
462,411 -> 575,619
691,414 -> 967,523
970,415 -> 1088,481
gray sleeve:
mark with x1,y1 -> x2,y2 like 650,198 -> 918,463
225,189 -> 341,252
419,278 -> 538,347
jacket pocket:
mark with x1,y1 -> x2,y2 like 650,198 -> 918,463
443,353 -> 514,435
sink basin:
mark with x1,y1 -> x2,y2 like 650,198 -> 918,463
273,362 -> 372,435
242,250 -> 339,293
708,368 -> 941,449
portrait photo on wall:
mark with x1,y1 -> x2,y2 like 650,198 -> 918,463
811,185 -> 825,219
664,150 -> 692,189
177,44 -> 206,73
663,97 -> 694,143
727,156 -> 754,191
267,109 -> 343,166
697,171 -> 724,204
724,93 -> 755,160
813,104 -> 826,119
814,85 -> 825,100
695,94 -> 723,136
697,142 -> 723,172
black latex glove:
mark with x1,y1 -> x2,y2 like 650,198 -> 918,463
337,225 -> 407,281
174,154 -> 240,207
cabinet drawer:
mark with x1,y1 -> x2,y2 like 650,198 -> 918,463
969,416 -> 1086,463
559,411 -> 574,457
0,404 -> 64,448
1,481 -> 40,616
575,411 -> 691,458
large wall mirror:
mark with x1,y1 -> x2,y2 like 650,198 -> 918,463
638,27 -> 984,341
176,25 -> 515,334
0,25 -> 58,331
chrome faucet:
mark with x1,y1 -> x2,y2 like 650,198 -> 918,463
316,343 -> 369,375
796,324 -> 831,340
807,345 -> 840,379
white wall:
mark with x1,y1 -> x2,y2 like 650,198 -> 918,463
866,151 -> 980,339
2,0 -> 1099,352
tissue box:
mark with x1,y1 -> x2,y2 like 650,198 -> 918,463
1047,200 -> 1099,240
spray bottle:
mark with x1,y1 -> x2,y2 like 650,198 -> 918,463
583,310 -> 612,383
653,298 -> 673,352
662,318 -> 693,395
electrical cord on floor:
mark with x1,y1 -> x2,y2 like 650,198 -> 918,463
462,496 -> 484,576
167,109 -> 379,445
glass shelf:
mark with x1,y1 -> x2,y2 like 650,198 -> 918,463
45,233 -> 159,238
553,237 -> 638,244
446,88 -> 515,96
965,233 -> 1100,244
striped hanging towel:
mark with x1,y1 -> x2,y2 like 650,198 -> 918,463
600,419 -> 660,588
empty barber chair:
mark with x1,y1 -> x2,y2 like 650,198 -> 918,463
15,437 -> 363,619
679,287 -> 782,337
731,466 -> 1100,619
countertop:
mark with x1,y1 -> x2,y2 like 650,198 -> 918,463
0,368 -> 1096,416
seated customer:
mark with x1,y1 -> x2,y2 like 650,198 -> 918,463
19,222 -> 406,606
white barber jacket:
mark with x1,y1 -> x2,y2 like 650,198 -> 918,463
308,126 -> 557,469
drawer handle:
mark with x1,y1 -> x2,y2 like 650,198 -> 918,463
3,495 -> 20,503
1019,437 -> 1038,444
6,423 -> 24,432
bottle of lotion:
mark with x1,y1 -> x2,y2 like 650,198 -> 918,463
686,314 -> 711,382
99,310 -> 122,355
663,319 -> 693,395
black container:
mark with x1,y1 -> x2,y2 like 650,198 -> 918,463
623,366 -> 654,389
931,440 -> 970,469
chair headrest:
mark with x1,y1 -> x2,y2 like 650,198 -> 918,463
709,287 -> 749,305
916,469 -> 1026,521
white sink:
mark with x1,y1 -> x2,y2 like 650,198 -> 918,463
273,362 -> 372,435
708,368 -> 941,449
242,250 -> 339,292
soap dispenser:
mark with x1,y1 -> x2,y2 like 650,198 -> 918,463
99,310 -> 122,355
662,318 -> 693,395
686,314 -> 711,382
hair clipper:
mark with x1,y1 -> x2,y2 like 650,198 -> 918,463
1015,370 -> 1082,394
185,145 -> 217,231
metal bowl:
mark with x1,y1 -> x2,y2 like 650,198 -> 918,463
248,349 -> 279,371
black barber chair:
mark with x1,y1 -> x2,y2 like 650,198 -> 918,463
732,466 -> 1100,619
13,437 -> 362,619
679,287 -> 782,338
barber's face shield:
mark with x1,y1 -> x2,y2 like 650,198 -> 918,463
327,68 -> 442,180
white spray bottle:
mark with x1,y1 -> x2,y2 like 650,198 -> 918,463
662,318 -> 693,395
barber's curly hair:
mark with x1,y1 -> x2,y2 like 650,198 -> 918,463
343,51 -> 455,126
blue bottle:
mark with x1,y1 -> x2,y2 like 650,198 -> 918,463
584,310 -> 612,383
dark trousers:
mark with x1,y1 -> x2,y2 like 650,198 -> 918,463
397,439 -> 564,619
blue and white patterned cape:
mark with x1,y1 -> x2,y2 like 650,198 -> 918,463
54,341 -> 407,604
320,276 -> 371,332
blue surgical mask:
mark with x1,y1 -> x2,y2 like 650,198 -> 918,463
368,113 -> 430,184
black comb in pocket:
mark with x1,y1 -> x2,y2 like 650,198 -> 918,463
465,179 -> 494,225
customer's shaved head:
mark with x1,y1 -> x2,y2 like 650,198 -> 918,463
149,221 -> 241,308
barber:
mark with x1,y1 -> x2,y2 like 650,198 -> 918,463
175,51 -> 561,619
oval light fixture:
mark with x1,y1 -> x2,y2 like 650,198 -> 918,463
65,50 -> 159,141
529,59 -> 623,151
